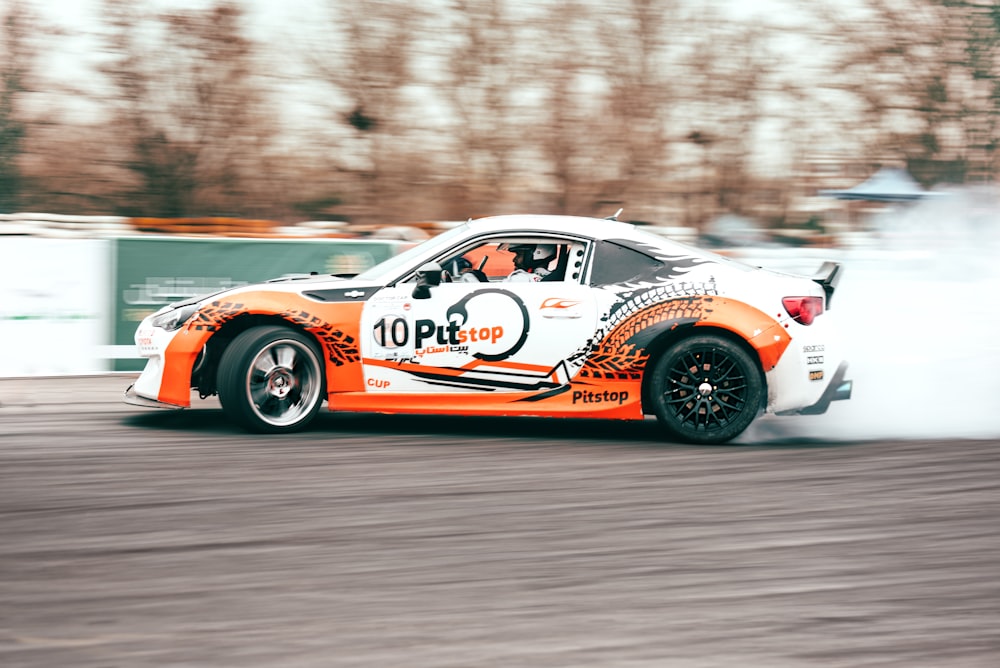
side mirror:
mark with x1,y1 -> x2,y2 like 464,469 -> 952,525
412,262 -> 442,299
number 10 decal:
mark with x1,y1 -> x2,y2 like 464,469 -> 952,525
373,315 -> 409,349
369,289 -> 529,362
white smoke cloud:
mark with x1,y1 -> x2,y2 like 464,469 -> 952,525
742,186 -> 1000,442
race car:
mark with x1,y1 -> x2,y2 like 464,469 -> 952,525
125,214 -> 853,444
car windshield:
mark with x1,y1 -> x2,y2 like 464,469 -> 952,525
354,223 -> 470,282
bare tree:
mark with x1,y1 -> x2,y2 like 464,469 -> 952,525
677,11 -> 784,227
6,0 -> 992,228
594,0 -> 680,213
311,0 -> 427,223
819,0 -> 999,185
958,0 -> 1000,182
526,0 -> 605,215
0,0 -> 35,212
98,0 -> 271,217
437,0 -> 524,215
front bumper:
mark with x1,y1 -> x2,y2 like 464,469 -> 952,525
124,383 -> 183,409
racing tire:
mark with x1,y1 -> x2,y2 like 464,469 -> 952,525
649,335 -> 763,445
217,326 -> 325,433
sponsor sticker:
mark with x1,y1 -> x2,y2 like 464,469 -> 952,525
136,326 -> 157,353
540,298 -> 582,310
370,288 -> 530,363
572,389 -> 629,405
415,320 -> 504,347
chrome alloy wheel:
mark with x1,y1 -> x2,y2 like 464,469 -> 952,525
245,338 -> 322,428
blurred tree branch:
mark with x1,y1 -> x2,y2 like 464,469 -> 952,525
2,0 -> 996,228
97,0 -> 273,217
0,0 -> 34,211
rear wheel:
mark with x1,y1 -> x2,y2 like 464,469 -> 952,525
217,326 -> 325,433
650,335 -> 763,445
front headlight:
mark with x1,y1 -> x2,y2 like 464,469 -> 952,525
151,303 -> 200,331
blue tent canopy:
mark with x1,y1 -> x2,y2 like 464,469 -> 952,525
820,168 -> 932,202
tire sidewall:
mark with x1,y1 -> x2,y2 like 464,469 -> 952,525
650,334 -> 763,445
217,326 -> 325,433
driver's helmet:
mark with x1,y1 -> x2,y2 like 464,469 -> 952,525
499,243 -> 557,271
441,255 -> 472,276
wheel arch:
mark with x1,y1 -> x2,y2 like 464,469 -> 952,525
193,313 -> 326,396
215,323 -> 327,433
639,324 -> 768,416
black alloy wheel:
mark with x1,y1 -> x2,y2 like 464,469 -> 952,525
650,334 -> 763,445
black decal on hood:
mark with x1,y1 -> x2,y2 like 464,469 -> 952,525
304,286 -> 380,302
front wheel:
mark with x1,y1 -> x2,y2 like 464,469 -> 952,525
649,335 -> 763,445
217,326 -> 325,433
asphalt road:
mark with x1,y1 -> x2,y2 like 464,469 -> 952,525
1,375 -> 998,667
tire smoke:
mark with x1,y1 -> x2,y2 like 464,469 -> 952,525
743,186 -> 1000,442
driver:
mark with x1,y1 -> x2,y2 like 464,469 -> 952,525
499,243 -> 557,282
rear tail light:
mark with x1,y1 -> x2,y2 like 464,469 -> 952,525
782,296 -> 824,325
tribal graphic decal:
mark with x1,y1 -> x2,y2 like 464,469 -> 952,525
565,239 -> 722,379
579,295 -> 716,380
576,277 -> 720,380
189,300 -> 240,333
279,309 -> 360,367
606,238 -> 715,284
190,299 -> 360,366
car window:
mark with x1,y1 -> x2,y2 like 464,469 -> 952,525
589,240 -> 663,285
435,236 -> 587,283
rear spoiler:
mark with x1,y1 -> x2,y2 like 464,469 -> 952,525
812,261 -> 843,308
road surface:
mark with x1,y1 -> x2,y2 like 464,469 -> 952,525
1,375 -> 998,667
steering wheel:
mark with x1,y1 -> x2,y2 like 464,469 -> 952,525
451,255 -> 489,282
466,255 -> 488,282
463,268 -> 488,282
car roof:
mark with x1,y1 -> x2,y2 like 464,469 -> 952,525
467,214 -> 647,242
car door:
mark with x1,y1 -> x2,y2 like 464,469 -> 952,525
359,242 -> 597,395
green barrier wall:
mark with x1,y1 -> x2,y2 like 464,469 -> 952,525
113,237 -> 402,371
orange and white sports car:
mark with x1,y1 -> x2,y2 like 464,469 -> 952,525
125,214 -> 852,444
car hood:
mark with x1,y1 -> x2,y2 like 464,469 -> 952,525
161,274 -> 382,312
